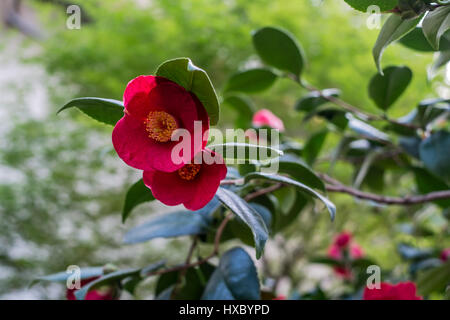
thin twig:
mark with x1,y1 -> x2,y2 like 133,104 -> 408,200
319,173 -> 450,205
292,76 -> 421,130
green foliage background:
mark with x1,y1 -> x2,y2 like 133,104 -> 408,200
0,0 -> 448,299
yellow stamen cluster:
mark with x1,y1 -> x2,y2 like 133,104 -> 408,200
178,164 -> 201,181
145,111 -> 178,143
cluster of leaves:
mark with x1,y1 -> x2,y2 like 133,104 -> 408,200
35,2 -> 449,300
346,0 -> 450,77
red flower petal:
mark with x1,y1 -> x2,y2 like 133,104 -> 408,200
363,281 -> 422,300
114,76 -> 209,172
143,149 -> 227,211
112,115 -> 185,172
252,109 -> 285,131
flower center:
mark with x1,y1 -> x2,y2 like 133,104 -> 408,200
178,164 -> 201,181
145,111 -> 178,143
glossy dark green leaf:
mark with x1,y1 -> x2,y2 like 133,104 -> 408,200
224,68 -> 277,93
417,262 -> 450,296
399,28 -> 450,52
295,89 -> 340,113
223,94 -> 255,128
278,156 -> 326,191
57,97 -> 124,126
344,0 -> 397,12
75,268 -> 141,300
422,6 -> 450,50
229,203 -> 272,247
122,179 -> 155,223
368,66 -> 412,111
399,136 -> 422,159
347,115 -> 390,142
244,172 -> 336,221
312,108 -> 349,131
31,267 -> 104,287
156,58 -> 220,125
123,210 -> 211,244
373,14 -> 421,73
208,143 -> 283,162
419,130 -> 450,182
273,191 -> 308,233
252,26 -> 305,77
202,247 -> 260,300
413,167 -> 450,208
397,243 -> 434,261
429,49 -> 450,79
216,188 -> 269,259
303,129 -> 328,165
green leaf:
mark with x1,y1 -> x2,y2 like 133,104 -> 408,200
278,156 -> 326,191
344,0 -> 398,12
252,26 -> 305,77
373,14 -> 421,74
244,172 -> 336,221
156,58 -> 220,125
347,115 -> 391,142
229,203 -> 272,247
222,95 -> 255,129
216,188 -> 269,259
417,262 -> 450,296
303,129 -> 328,165
57,97 -> 124,126
413,167 -> 450,208
429,50 -> 450,79
122,179 -> 155,223
202,247 -> 260,300
208,143 -> 283,162
422,6 -> 450,50
31,267 -> 104,287
419,130 -> 450,182
155,265 -> 214,300
224,68 -> 277,93
305,108 -> 349,131
368,66 -> 412,111
399,28 -> 450,52
123,209 -> 213,244
295,89 -> 341,113
75,268 -> 141,300
397,243 -> 434,261
273,191 -> 308,233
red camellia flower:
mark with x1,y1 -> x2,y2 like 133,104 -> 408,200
334,231 -> 352,248
66,277 -> 117,300
440,248 -> 450,262
327,231 -> 364,279
112,75 -> 209,172
143,148 -> 227,210
252,109 -> 285,132
363,281 -> 422,300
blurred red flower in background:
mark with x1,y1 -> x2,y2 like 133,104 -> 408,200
363,281 -> 422,300
440,248 -> 450,262
66,277 -> 117,300
327,231 -> 364,279
252,109 -> 285,131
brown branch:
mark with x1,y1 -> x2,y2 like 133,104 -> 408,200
318,173 -> 450,205
293,78 -> 421,130
244,183 -> 284,201
325,184 -> 450,205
